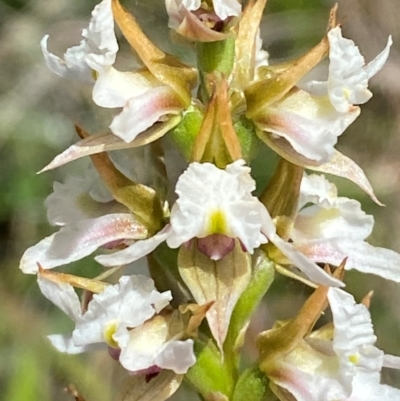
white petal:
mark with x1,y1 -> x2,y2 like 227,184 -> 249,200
48,334 -> 87,354
20,214 -> 147,274
351,370 -> 400,400
168,160 -> 268,252
155,339 -> 196,374
73,275 -> 171,347
95,226 -> 172,267
93,68 -> 159,108
298,173 -> 338,209
328,27 -> 392,113
45,166 -> 121,226
182,0 -> 202,11
41,0 -> 118,81
293,198 -> 373,242
37,276 -> 82,321
41,35 -> 93,83
364,36 -> 393,79
109,86 -> 183,143
81,0 -> 118,72
328,288 -> 381,388
383,354 -> 400,369
213,0 -> 242,20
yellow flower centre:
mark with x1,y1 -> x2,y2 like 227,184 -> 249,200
343,87 -> 351,100
348,353 -> 360,365
103,322 -> 119,348
207,209 -> 228,235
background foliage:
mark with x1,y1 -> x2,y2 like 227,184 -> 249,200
1,0 -> 400,399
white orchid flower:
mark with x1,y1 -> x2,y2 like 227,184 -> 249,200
38,274 -> 195,374
96,160 -> 342,287
256,26 -> 392,163
41,0 -> 182,142
269,288 -> 400,401
292,173 -> 400,283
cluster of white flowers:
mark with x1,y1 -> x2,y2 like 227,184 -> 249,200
21,0 -> 400,399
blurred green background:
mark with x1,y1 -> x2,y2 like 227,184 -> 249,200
1,0 -> 400,399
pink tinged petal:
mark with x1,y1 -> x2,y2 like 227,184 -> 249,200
155,339 -> 196,374
271,365 -> 346,401
297,239 -> 400,283
92,68 -> 160,108
20,213 -> 147,274
257,89 -> 360,163
38,117 -> 180,173
331,240 -> 400,283
37,276 -> 82,321
197,234 -> 235,260
95,226 -> 172,267
40,35 -> 93,84
109,86 -> 183,143
271,235 -> 344,287
311,151 -> 383,205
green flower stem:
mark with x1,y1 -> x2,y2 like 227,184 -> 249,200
196,39 -> 235,102
186,338 -> 236,399
196,39 -> 235,76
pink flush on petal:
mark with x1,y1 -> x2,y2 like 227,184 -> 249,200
197,234 -> 236,260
